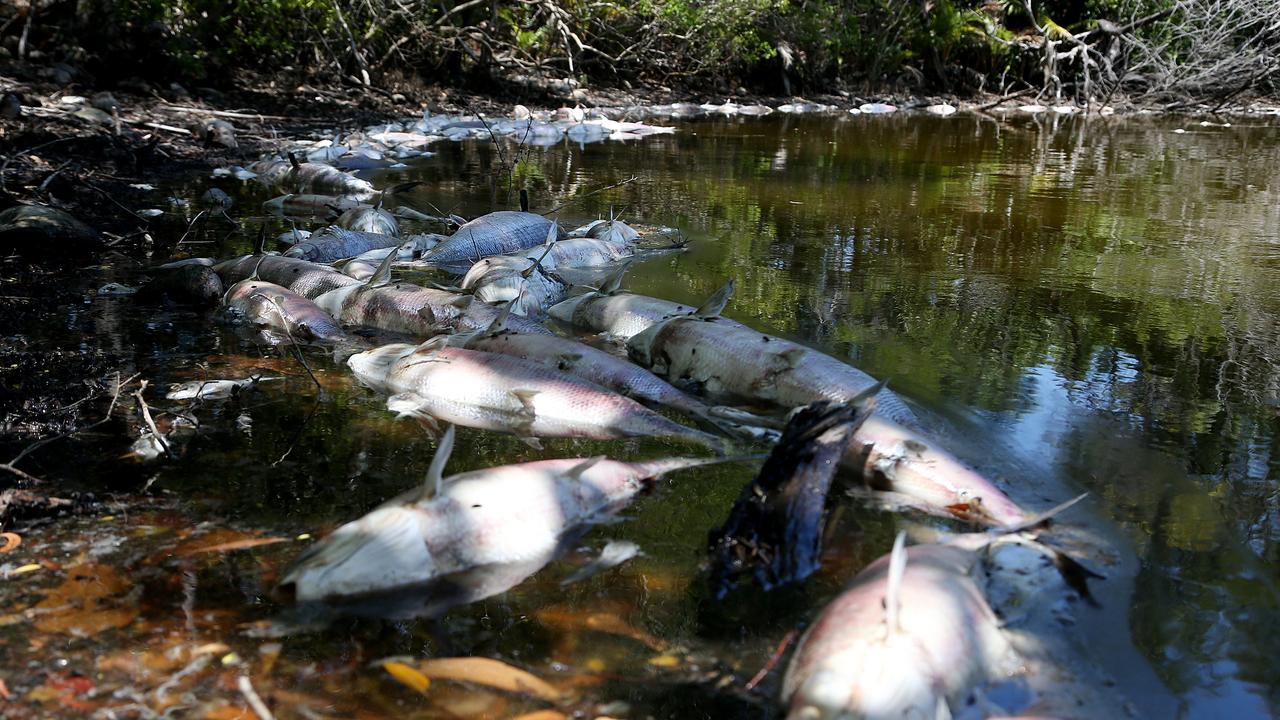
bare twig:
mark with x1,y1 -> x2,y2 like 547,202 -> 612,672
541,176 -> 639,215
237,675 -> 275,720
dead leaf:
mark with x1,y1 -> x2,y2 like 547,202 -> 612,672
646,655 -> 680,668
383,660 -> 431,694
32,563 -> 139,635
173,528 -> 287,556
203,705 -> 252,719
0,532 -> 20,553
511,712 -> 567,720
414,657 -> 560,702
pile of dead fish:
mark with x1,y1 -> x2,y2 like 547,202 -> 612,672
144,151 -> 1104,719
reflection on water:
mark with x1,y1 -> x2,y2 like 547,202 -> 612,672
2,111 -> 1279,718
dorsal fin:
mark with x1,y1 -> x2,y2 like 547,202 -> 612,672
519,188 -> 529,213
412,335 -> 451,355
425,424 -> 456,497
450,295 -> 474,310
599,260 -> 633,295
486,300 -> 515,333
367,240 -> 410,287
255,224 -> 268,255
694,279 -> 734,318
565,456 -> 604,480
521,226 -> 557,279
885,531 -> 908,637
287,152 -> 301,170
249,254 -> 268,281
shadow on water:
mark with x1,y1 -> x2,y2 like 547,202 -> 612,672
2,109 -> 1279,717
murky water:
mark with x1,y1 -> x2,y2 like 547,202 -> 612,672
3,111 -> 1279,718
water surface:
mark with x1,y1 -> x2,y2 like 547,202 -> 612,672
3,110 -> 1278,719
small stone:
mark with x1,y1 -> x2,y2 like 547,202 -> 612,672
168,82 -> 191,101
391,93 -> 406,103
72,106 -> 113,125
201,188 -> 233,208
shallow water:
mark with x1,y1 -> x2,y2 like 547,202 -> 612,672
3,111 -> 1279,718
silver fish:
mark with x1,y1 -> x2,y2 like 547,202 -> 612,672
316,279 -> 549,338
421,211 -> 567,269
348,340 -> 722,449
222,279 -> 349,344
214,255 -> 361,299
459,255 -> 566,318
166,376 -> 281,401
263,194 -> 363,219
284,227 -> 405,263
286,159 -> 376,198
279,426 -> 731,602
547,272 -> 746,340
782,533 -> 1017,720
336,204 -> 399,236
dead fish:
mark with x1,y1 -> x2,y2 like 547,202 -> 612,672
519,237 -> 631,270
263,194 -> 363,219
201,188 -> 233,209
584,216 -> 641,245
336,204 -> 399,236
459,255 -> 566,318
316,250 -> 550,338
214,254 -> 361,299
546,268 -> 746,340
451,304 -> 777,441
421,211 -> 567,270
624,281 -> 916,425
339,238 -> 444,280
166,376 -> 281,401
279,426 -> 733,601
248,159 -> 293,189
843,415 -> 1033,529
97,282 -> 137,296
222,279 -> 350,344
284,227 -> 404,263
782,533 -> 1015,720
708,395 -> 876,598
275,228 -> 312,248
286,155 -> 376,198
348,338 -> 723,449
154,257 -> 215,270
560,540 -> 642,586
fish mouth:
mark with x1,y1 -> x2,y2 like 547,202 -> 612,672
348,343 -> 415,387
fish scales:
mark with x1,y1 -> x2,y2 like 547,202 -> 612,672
424,211 -> 566,267
214,255 -> 361,299
548,292 -> 735,340
223,280 -> 348,343
284,228 -> 405,263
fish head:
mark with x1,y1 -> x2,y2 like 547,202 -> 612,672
279,505 -> 439,603
786,647 -> 942,720
348,343 -> 415,388
546,292 -> 596,324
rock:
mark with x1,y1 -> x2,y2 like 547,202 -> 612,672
391,93 -> 406,103
0,205 -> 102,257
49,63 -> 77,85
139,264 -> 224,305
72,106 -> 113,125
168,82 -> 191,101
190,118 -> 238,149
118,77 -> 151,95
196,87 -> 225,104
0,93 -> 21,119
90,92 -> 120,113
512,104 -> 532,120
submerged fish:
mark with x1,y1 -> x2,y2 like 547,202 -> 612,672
286,157 -> 376,198
348,339 -> 723,449
279,426 -> 735,602
459,254 -> 566,318
263,194 -> 363,219
547,271 -> 746,340
336,204 -> 399,236
222,279 -> 350,344
214,255 -> 361,299
166,376 -> 281,401
421,211 -> 567,270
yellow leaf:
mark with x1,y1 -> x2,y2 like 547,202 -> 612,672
416,657 -> 559,701
647,654 -> 680,667
13,563 -> 40,575
383,660 -> 431,694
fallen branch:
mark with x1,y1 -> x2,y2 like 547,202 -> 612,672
541,176 -> 639,216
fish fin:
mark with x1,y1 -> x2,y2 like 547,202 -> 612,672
522,228 -> 557,278
694,279 -> 734,318
600,260 -> 633,294
519,188 -> 529,212
486,300 -> 515,333
565,456 -> 605,480
885,530 -> 907,637
411,335 -> 450,356
424,424 -> 455,497
368,240 -> 410,287
287,152 -> 301,169
511,389 -> 539,417
776,346 -> 806,370
450,295 -> 474,310
998,492 -> 1089,534
935,696 -> 953,720
428,282 -> 465,293
518,435 -> 543,450
383,181 -> 423,196
386,392 -> 433,420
